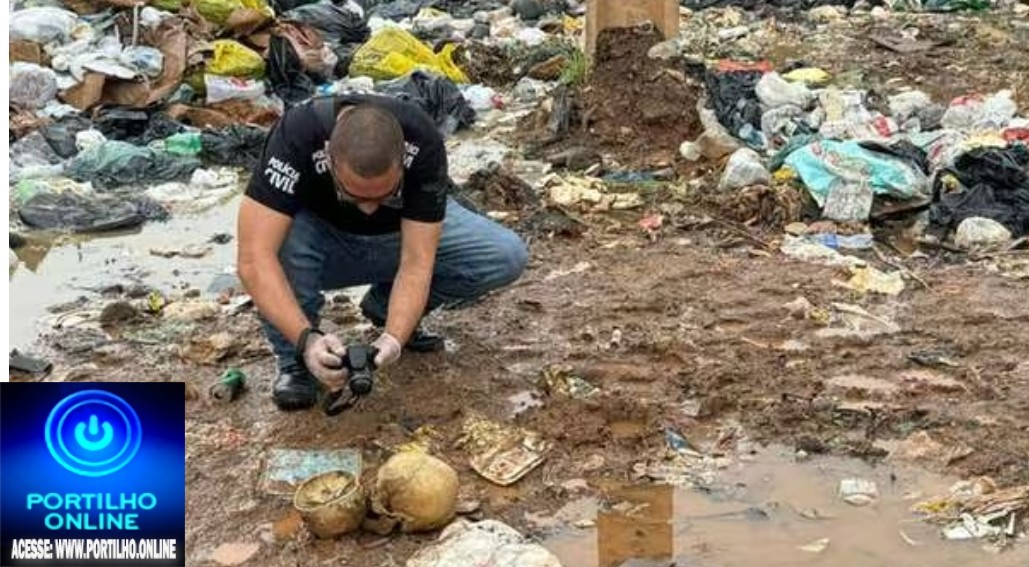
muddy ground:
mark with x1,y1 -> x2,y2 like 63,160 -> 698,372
11,5 -> 1029,567
21,218 -> 1029,565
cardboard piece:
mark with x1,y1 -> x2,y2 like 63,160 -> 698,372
585,0 -> 679,57
10,41 -> 44,65
104,22 -> 187,107
59,73 -> 107,111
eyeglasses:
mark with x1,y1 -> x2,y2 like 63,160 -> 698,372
328,160 -> 404,209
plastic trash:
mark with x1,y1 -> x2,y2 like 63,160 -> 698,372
350,28 -> 469,83
822,181 -> 875,222
40,116 -> 94,158
812,233 -> 875,250
756,72 -> 814,109
200,125 -> 267,169
761,105 -> 809,150
785,140 -> 930,213
817,88 -> 897,139
11,132 -> 63,170
140,7 -> 175,28
406,520 -> 563,567
940,95 -> 984,131
514,27 -> 548,46
929,145 -> 1029,238
782,67 -> 830,87
18,192 -> 162,233
977,90 -> 1018,130
207,40 -> 266,78
513,77 -> 549,102
12,177 -> 93,207
718,148 -> 771,191
66,141 -> 201,188
196,0 -> 274,26
75,130 -> 107,153
954,217 -> 1013,249
161,132 -> 203,156
694,102 -> 742,160
10,63 -> 59,109
145,167 -> 240,213
380,71 -> 476,136
205,75 -> 267,104
9,8 -> 78,44
120,46 -> 165,78
286,1 -> 371,45
462,85 -> 497,112
704,66 -> 767,137
889,90 -> 932,123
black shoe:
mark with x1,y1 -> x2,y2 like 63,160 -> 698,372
272,365 -> 320,411
403,327 -> 446,353
360,313 -> 446,353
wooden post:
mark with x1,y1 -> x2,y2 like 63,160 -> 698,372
585,0 -> 680,58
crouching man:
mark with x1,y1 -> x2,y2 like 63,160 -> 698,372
237,94 -> 528,411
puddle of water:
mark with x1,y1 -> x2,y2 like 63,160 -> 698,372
543,447 -> 1029,567
9,196 -> 242,349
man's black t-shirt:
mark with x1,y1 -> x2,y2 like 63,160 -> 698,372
245,94 -> 449,234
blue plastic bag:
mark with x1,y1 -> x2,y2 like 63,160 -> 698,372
784,140 -> 929,207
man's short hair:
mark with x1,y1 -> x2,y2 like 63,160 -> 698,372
330,104 -> 405,177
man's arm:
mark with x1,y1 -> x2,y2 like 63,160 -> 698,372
236,196 -> 310,347
383,218 -> 443,345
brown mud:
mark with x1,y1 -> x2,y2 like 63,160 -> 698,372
25,222 -> 1029,565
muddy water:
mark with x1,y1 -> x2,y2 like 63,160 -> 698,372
9,195 -> 242,349
543,447 -> 1029,567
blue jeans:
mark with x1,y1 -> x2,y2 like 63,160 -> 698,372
260,197 -> 529,367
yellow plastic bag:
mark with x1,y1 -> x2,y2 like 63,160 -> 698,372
196,0 -> 273,26
350,28 -> 468,83
206,40 -> 266,78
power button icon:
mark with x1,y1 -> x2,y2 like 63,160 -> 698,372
45,390 -> 142,477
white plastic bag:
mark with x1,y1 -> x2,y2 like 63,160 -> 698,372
756,72 -> 814,109
718,148 -> 771,191
10,8 -> 78,44
406,520 -> 563,567
10,63 -> 58,109
205,75 -> 266,104
462,85 -> 497,111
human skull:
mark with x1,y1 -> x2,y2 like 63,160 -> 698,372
370,452 -> 459,533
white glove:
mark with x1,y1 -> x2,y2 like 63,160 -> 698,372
303,332 -> 348,391
372,332 -> 402,368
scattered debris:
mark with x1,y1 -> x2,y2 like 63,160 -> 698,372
209,367 -> 246,402
406,519 -> 563,567
459,416 -> 551,486
839,478 -> 878,506
260,449 -> 362,497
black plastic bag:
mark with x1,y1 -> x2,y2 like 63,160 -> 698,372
379,71 -> 475,136
18,192 -> 168,233
66,141 -> 202,189
267,35 -> 319,107
285,1 -> 370,45
140,113 -> 187,144
358,0 -> 426,20
40,115 -> 93,159
269,0 -> 321,11
859,140 -> 930,175
929,145 -> 1029,238
705,69 -> 764,137
94,108 -> 151,143
201,125 -> 268,169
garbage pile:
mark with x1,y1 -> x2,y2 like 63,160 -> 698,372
8,0 -> 588,234
681,59 -> 1029,250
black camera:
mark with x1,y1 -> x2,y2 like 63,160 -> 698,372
323,343 -> 379,416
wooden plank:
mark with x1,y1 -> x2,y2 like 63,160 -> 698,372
586,0 -> 680,57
